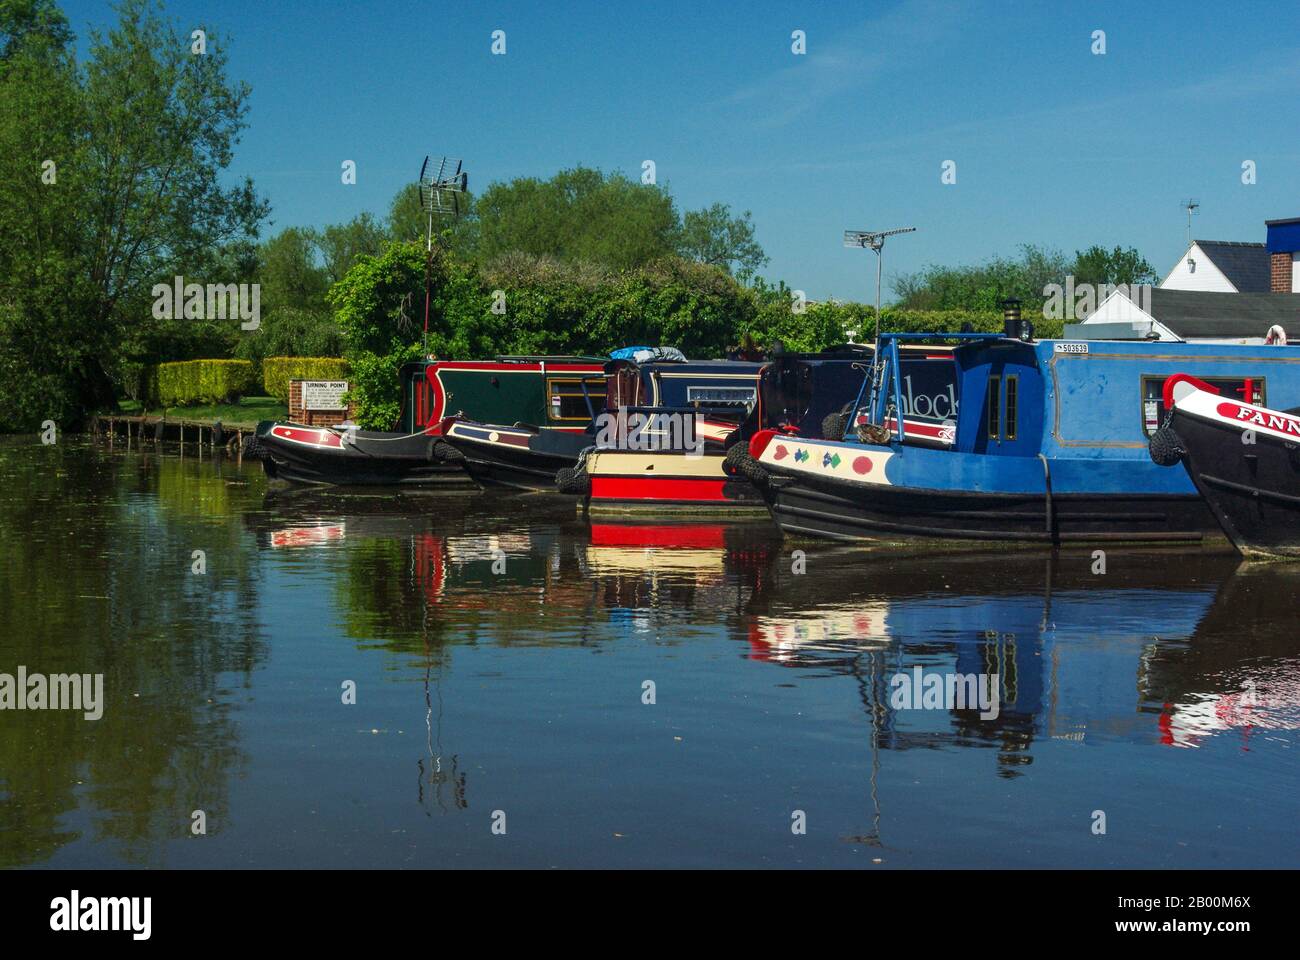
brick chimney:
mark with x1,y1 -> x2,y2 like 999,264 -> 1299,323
1265,217 -> 1300,292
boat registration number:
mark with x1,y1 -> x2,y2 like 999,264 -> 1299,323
1054,342 -> 1089,354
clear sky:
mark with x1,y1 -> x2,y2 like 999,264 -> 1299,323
62,0 -> 1300,301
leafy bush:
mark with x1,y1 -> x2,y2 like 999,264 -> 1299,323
233,307 -> 344,371
261,356 -> 350,402
151,360 -> 256,407
742,298 -> 1065,352
327,239 -> 1069,429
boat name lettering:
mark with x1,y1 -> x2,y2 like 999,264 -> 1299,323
1218,401 -> 1300,437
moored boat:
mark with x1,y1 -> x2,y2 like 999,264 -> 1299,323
246,356 -> 605,486
1150,373 -> 1300,559
448,355 -> 765,491
737,329 -> 1300,545
576,344 -> 957,515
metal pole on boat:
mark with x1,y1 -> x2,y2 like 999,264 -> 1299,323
845,226 -> 915,346
845,227 -> 916,431
417,155 -> 469,359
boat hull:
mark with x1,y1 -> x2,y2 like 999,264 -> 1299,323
252,422 -> 471,487
583,450 -> 767,517
751,436 -> 1219,545
443,420 -> 591,491
763,471 -> 1216,544
1167,396 -> 1300,559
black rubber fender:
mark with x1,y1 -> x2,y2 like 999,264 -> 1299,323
430,439 -> 464,463
1148,426 -> 1186,467
555,465 -> 590,495
821,410 -> 849,441
723,442 -> 770,486
241,433 -> 266,459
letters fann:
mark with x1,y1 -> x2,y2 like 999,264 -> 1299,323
1227,402 -> 1300,437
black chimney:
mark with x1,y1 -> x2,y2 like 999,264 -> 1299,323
999,297 -> 1033,340
1000,297 -> 1022,339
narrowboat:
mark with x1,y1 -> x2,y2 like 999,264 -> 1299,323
445,356 -> 765,491
575,345 -> 956,515
1150,373 -> 1300,559
245,356 -> 605,486
738,329 -> 1300,544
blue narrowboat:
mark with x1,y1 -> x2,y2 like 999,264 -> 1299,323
742,330 -> 1300,544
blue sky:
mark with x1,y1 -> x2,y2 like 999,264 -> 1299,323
62,0 -> 1300,301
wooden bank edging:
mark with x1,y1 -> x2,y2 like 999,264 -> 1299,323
91,414 -> 253,454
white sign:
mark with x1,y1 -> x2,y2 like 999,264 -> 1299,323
1053,342 -> 1089,354
302,380 -> 348,410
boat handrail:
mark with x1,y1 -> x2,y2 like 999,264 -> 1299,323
867,332 -> 1003,442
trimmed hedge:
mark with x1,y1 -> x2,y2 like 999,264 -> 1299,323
152,359 -> 256,407
261,356 -> 350,403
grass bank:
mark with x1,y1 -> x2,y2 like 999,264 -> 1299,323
114,396 -> 288,428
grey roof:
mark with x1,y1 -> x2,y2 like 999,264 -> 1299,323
1194,240 -> 1271,292
1147,289 -> 1300,338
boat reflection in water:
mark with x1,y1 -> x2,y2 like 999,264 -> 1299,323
577,527 -> 1300,763
243,492 -> 1300,865
1140,564 -> 1300,749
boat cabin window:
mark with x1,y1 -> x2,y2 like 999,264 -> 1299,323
1004,375 -> 1018,441
412,373 -> 438,428
1140,375 -> 1265,436
686,385 -> 757,412
548,377 -> 604,421
985,374 -> 1018,443
987,376 -> 1001,439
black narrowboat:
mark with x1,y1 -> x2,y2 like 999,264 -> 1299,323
1151,373 -> 1300,559
246,356 -> 605,486
445,356 -> 766,491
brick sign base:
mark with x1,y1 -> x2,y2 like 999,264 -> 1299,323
288,379 -> 354,427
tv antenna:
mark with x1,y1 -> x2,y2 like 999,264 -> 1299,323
844,227 -> 916,346
1181,199 -> 1199,249
417,156 -> 470,355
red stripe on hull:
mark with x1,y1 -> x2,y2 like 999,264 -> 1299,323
590,524 -> 728,548
591,476 -> 731,502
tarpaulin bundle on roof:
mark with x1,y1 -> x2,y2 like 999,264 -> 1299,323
608,346 -> 687,363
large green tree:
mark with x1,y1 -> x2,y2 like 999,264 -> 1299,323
675,203 -> 768,279
473,167 -> 680,270
893,245 -> 1071,312
0,0 -> 266,429
1070,245 -> 1157,287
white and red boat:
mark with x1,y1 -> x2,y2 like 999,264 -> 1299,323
246,356 -> 605,487
1151,373 -> 1300,559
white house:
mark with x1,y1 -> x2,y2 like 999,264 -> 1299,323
1160,241 -> 1270,293
1067,288 -> 1300,344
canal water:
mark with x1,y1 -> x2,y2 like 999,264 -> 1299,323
2,437 -> 1297,869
